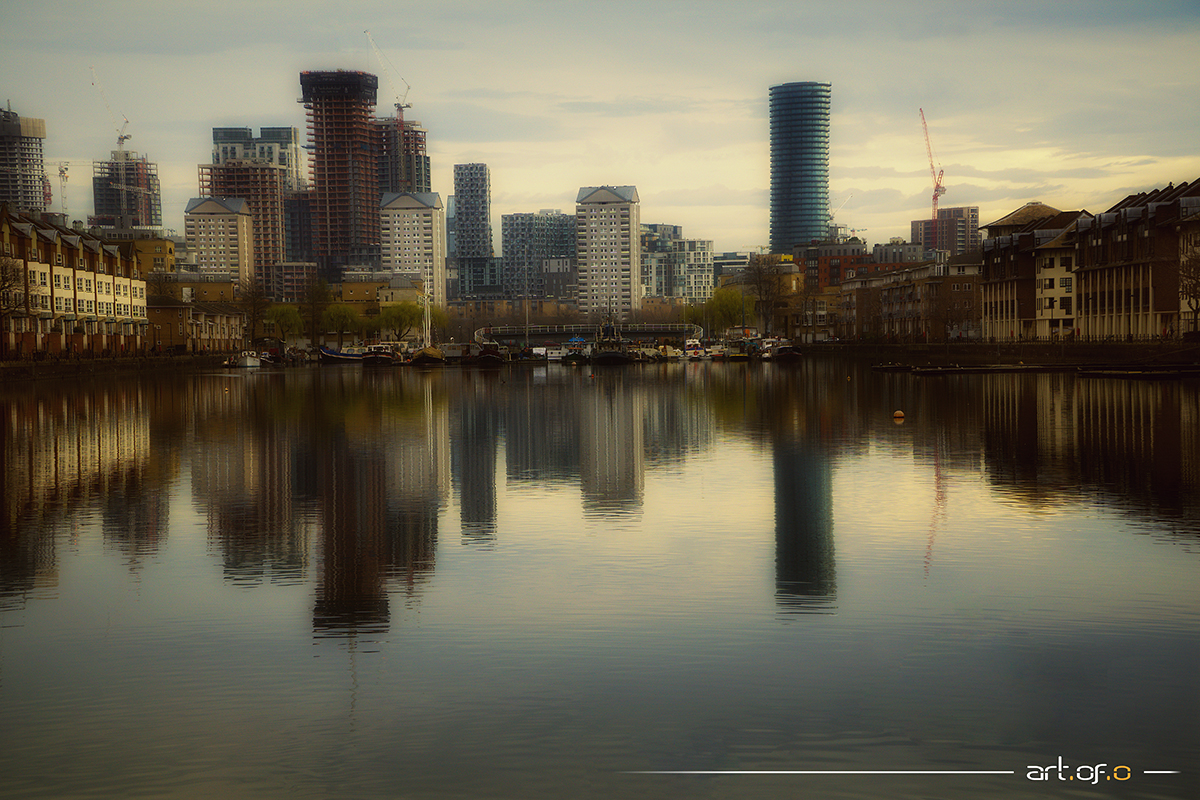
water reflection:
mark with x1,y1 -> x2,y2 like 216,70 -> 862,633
3,364 -> 1200,618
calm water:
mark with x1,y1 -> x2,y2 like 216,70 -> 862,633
1,360 -> 1198,799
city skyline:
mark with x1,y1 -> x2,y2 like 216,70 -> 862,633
3,1 -> 1199,254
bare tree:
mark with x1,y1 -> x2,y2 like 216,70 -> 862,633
238,278 -> 271,343
0,256 -> 25,358
300,278 -> 333,348
145,270 -> 178,300
1180,246 -> 1200,334
743,253 -> 789,335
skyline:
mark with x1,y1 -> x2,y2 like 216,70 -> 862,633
4,1 -> 1200,255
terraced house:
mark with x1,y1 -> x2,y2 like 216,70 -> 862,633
1,206 -> 149,357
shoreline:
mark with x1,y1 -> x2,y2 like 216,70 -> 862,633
2,340 -> 1199,380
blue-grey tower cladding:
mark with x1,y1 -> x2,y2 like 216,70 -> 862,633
769,81 -> 831,254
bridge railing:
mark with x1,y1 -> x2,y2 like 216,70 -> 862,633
475,322 -> 703,343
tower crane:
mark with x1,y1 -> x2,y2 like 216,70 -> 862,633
91,66 -> 134,218
365,30 -> 412,120
919,108 -> 945,252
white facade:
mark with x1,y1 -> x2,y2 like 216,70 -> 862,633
183,197 -> 254,282
576,186 -> 641,319
381,192 -> 446,307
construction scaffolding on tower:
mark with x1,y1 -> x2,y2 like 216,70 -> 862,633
299,70 -> 381,279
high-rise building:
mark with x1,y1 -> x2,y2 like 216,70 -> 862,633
0,108 -> 48,213
91,149 -> 162,228
576,186 -> 641,319
299,70 -> 381,280
211,127 -> 307,192
374,112 -> 430,195
454,163 -> 494,296
911,206 -> 981,257
183,197 -> 254,281
501,209 -> 576,298
380,192 -> 446,306
640,224 -> 714,302
198,160 -> 285,286
769,81 -> 831,254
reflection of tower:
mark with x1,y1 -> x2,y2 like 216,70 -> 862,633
580,375 -> 644,516
773,439 -> 836,612
313,432 -> 391,637
454,373 -> 503,544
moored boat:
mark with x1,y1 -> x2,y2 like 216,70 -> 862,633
319,345 -> 365,364
227,349 -> 262,368
408,345 -> 446,367
362,343 -> 402,367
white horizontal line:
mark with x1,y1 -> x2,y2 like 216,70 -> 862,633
1143,771 -> 1180,774
629,770 -> 1017,775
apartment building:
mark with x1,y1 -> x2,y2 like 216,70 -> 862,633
576,186 -> 641,319
183,197 -> 255,281
380,192 -> 446,306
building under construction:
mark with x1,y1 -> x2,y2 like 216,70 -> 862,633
199,160 -> 286,285
0,108 -> 49,213
90,149 -> 162,228
299,70 -> 381,279
374,113 -> 430,195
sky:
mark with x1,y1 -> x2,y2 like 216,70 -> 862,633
4,0 -> 1200,255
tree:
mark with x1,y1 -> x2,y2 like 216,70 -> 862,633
0,256 -> 25,357
321,304 -> 361,350
300,278 -> 333,347
145,269 -> 178,300
238,278 -> 271,342
1180,246 -> 1200,334
377,302 -> 423,341
265,304 -> 303,344
705,287 -> 744,335
743,253 -> 789,335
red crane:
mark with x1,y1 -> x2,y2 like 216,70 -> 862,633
919,108 -> 946,253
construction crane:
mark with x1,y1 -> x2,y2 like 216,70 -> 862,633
919,108 -> 946,252
91,66 -> 136,219
365,30 -> 412,118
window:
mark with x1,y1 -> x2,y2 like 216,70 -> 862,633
1044,278 -> 1054,290
1060,277 -> 1072,291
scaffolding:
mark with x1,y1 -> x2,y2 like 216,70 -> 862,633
299,71 -> 381,277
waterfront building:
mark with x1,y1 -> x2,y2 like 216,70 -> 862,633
1070,181 -> 1200,339
211,127 -> 307,192
454,164 -> 494,296
1,206 -> 147,356
576,185 -> 641,319
769,81 -> 831,254
90,149 -> 162,228
183,197 -> 255,281
380,191 -> 446,307
0,108 -> 48,213
299,70 -> 381,280
501,209 -> 576,299
980,202 -> 1082,340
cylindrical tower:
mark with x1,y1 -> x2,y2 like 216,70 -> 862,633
769,82 -> 831,255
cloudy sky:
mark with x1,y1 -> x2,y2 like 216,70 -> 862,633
4,0 -> 1199,254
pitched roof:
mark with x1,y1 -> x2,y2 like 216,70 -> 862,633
185,197 -> 249,215
982,202 -> 1061,231
576,185 -> 639,204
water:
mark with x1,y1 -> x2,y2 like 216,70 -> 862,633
2,360 -> 1198,799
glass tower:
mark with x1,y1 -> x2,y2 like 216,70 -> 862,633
769,82 -> 831,254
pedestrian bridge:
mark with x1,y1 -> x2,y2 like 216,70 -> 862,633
475,323 -> 703,344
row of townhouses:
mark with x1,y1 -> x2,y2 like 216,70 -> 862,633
1,206 -> 247,357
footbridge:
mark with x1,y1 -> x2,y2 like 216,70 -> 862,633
475,323 -> 703,345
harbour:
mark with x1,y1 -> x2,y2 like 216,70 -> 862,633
1,359 -> 1198,799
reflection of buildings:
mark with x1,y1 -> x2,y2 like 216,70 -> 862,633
580,374 -> 645,516
453,372 -> 504,544
977,372 -> 1200,529
773,439 -> 836,613
1,384 -> 156,607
